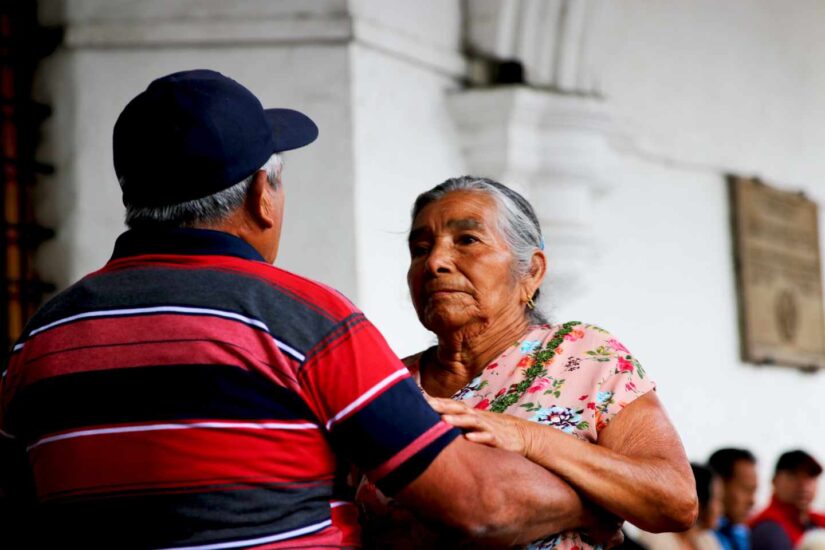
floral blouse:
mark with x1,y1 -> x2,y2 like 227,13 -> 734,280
408,322 -> 656,550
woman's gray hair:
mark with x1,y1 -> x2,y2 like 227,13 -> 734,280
410,175 -> 548,324
124,153 -> 283,228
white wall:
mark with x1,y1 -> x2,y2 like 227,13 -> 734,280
564,0 -> 825,506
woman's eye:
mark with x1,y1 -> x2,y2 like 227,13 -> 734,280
457,235 -> 479,245
410,244 -> 429,257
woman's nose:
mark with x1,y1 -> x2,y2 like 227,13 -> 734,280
424,242 -> 453,274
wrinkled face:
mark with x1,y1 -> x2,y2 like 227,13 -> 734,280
407,191 -> 527,335
774,470 -> 819,512
722,460 -> 758,524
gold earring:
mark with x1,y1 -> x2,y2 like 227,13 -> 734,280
526,297 -> 536,310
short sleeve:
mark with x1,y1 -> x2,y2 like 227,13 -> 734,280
297,313 -> 459,495
577,325 -> 656,432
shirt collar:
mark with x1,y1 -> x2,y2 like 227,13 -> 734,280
110,227 -> 266,262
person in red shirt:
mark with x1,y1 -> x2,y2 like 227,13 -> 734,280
750,450 -> 825,550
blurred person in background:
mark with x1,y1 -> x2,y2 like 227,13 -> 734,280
637,463 -> 724,550
708,448 -> 758,550
358,176 -> 697,549
750,450 -> 825,550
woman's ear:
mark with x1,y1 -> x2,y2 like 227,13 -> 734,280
525,249 -> 547,297
245,170 -> 275,229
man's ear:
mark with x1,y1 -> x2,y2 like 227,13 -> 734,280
245,170 -> 275,229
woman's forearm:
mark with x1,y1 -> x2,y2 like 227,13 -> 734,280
521,394 -> 697,532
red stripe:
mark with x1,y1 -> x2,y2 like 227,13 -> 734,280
366,421 -> 453,481
299,321 -> 405,425
247,525 -> 355,549
18,314 -> 300,390
31,424 -> 336,500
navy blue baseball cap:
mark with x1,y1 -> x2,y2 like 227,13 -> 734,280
113,69 -> 318,207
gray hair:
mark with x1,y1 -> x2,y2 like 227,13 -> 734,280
123,153 -> 283,228
410,175 -> 548,324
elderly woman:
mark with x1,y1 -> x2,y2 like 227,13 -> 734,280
358,176 -> 696,549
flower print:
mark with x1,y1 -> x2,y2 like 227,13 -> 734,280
485,362 -> 499,370
453,376 -> 485,401
578,394 -> 589,401
531,406 -> 583,434
625,381 -> 637,392
528,377 -> 552,393
475,398 -> 490,410
495,387 -> 507,398
520,340 -> 541,353
607,338 -> 630,353
586,402 -> 596,410
596,391 -> 614,404
517,355 -> 532,368
453,386 -> 476,401
617,356 -> 634,373
564,328 -> 585,342
563,357 -> 581,372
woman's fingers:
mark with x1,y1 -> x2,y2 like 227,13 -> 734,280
427,396 -> 472,414
441,413 -> 485,431
464,431 -> 499,447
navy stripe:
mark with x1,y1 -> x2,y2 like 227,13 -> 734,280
5,364 -> 318,443
377,428 -> 459,496
35,484 -> 333,549
21,266 -> 332,359
328,377 -> 447,470
111,227 -> 266,262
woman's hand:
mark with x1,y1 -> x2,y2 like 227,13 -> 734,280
426,396 -> 533,456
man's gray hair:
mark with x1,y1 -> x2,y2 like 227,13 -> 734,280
410,175 -> 548,324
123,153 -> 283,228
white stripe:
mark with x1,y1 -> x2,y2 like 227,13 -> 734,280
27,420 -> 319,451
26,305 -> 306,362
155,519 -> 333,550
29,305 -> 271,337
12,343 -> 24,352
325,368 -> 408,431
330,500 -> 351,509
274,338 -> 305,362
0,428 -> 16,440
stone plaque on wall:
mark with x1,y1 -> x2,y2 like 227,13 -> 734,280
729,176 -> 825,370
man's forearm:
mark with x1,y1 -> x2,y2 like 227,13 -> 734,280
397,437 -> 595,545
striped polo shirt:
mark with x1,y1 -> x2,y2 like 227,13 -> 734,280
0,228 -> 458,549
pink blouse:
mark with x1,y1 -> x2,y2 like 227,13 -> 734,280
361,322 -> 656,549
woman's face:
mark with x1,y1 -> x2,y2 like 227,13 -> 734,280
407,190 -> 533,335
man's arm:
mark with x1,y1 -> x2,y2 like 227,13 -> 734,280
394,435 -> 606,546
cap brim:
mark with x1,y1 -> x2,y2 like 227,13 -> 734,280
264,108 -> 319,153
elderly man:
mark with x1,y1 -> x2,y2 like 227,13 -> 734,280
0,70 -> 612,549
709,448 -> 759,550
750,450 -> 825,550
